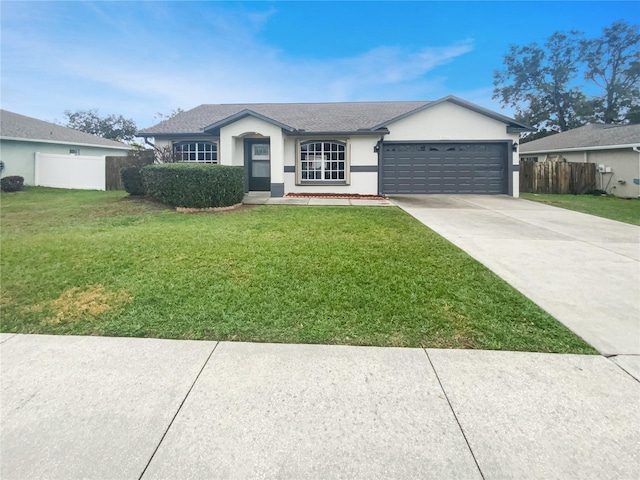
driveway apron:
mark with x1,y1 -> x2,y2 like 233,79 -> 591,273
392,195 -> 640,359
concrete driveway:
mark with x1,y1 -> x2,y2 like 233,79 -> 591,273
392,195 -> 640,365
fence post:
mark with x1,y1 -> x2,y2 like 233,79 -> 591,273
34,152 -> 40,186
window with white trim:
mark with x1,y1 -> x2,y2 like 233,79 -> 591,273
300,141 -> 346,182
173,141 -> 218,163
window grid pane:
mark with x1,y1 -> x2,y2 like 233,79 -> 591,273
300,141 -> 345,182
173,142 -> 218,163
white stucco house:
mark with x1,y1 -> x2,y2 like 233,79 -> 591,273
0,109 -> 130,186
520,124 -> 640,198
138,96 -> 533,197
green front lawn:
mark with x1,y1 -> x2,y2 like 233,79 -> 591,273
521,193 -> 640,226
0,187 -> 595,353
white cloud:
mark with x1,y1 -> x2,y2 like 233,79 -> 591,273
0,3 -> 475,127
324,41 -> 474,98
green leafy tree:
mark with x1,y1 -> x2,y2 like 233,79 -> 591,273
493,31 -> 589,132
495,22 -> 640,136
63,109 -> 138,142
625,105 -> 640,124
581,21 -> 640,124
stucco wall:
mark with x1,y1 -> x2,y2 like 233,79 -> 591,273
589,149 -> 639,198
558,152 -> 585,163
384,102 -> 517,141
0,139 -> 128,185
282,135 -> 379,195
350,136 -> 379,166
220,117 -> 285,184
153,139 -> 171,150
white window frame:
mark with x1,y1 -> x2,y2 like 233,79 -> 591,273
296,139 -> 350,185
173,141 -> 218,163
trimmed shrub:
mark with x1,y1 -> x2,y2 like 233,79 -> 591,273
125,149 -> 156,167
142,163 -> 245,208
1,176 -> 24,192
120,167 -> 146,196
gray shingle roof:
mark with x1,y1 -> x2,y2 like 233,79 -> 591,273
0,109 -> 129,148
139,101 -> 433,135
520,124 -> 640,153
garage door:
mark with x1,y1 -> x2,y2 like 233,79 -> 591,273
381,142 -> 508,194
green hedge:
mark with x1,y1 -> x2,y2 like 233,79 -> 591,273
1,176 -> 24,192
142,163 -> 245,208
120,167 -> 146,196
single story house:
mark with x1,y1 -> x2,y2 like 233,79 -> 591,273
519,124 -> 640,198
0,109 -> 130,185
138,96 -> 533,197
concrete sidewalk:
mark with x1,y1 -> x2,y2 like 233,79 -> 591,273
1,334 -> 638,480
392,195 -> 640,364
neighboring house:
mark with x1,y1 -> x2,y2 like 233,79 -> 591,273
520,124 -> 640,198
138,96 -> 533,197
0,109 -> 130,185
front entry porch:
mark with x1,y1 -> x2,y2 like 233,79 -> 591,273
244,138 -> 271,192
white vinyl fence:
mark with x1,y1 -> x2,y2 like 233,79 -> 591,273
35,153 -> 106,190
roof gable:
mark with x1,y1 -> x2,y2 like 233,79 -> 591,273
520,124 -> 640,153
203,109 -> 296,133
372,96 -> 534,132
0,110 -> 129,148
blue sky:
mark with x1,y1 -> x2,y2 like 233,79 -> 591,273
1,1 -> 638,130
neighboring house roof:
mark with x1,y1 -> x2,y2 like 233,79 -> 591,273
138,96 -> 532,136
520,124 -> 640,154
0,109 -> 130,149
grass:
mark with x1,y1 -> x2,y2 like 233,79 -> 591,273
521,193 -> 640,226
0,187 -> 596,353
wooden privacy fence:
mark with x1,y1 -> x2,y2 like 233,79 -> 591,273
520,159 -> 596,194
105,151 -> 155,190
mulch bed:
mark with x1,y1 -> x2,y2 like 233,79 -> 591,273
284,193 -> 388,200
176,203 -> 243,213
